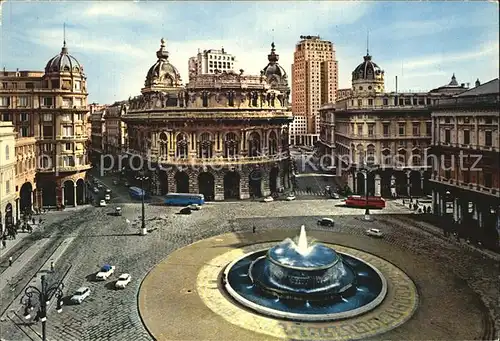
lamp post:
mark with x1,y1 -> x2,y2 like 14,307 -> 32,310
21,274 -> 65,341
361,162 -> 378,222
136,171 -> 149,236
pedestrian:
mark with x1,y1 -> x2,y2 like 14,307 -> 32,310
9,256 -> 13,267
2,239 -> 6,249
252,225 -> 256,233
50,261 -> 55,272
32,217 -> 36,225
39,218 -> 42,225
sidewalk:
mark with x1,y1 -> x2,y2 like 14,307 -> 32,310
0,238 -> 51,293
390,199 -> 500,261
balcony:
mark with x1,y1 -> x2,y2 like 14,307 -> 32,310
126,151 -> 288,166
429,178 -> 500,198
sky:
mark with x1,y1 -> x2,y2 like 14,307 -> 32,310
0,1 -> 498,104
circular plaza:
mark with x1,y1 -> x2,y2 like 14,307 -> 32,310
138,227 -> 492,341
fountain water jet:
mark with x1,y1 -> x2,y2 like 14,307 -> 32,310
296,225 -> 309,255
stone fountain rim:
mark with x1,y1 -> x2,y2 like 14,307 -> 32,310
223,248 -> 388,322
267,241 -> 341,271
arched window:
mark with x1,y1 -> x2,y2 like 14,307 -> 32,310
198,133 -> 212,158
224,132 -> 238,158
268,131 -> 278,155
251,92 -> 258,107
159,132 -> 168,158
248,132 -> 261,157
5,145 -> 9,160
227,91 -> 235,107
366,144 -> 375,165
202,92 -> 209,107
176,133 -> 188,159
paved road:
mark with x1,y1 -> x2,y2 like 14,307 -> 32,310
0,196 -> 498,340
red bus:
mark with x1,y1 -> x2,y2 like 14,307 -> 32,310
345,195 -> 386,209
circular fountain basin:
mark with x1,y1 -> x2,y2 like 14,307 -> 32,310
252,239 -> 355,300
224,249 -> 387,321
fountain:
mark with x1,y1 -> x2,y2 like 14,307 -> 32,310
223,225 -> 387,321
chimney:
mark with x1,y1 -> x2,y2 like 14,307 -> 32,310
395,76 -> 398,93
475,79 -> 481,87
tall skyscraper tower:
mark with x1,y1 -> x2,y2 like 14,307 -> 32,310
292,35 -> 338,146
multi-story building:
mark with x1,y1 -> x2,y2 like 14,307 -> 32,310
122,39 -> 293,200
292,35 -> 338,146
318,52 -> 468,197
188,48 -> 236,81
103,101 -> 128,170
1,70 -> 41,217
0,41 -> 91,211
90,107 -> 106,167
0,122 -> 17,233
336,88 -> 352,101
289,115 -> 307,145
429,78 -> 499,249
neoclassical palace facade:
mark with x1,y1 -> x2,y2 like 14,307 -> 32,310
318,52 -> 469,198
122,39 -> 293,200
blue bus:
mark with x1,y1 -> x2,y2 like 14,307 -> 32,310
164,193 -> 205,206
129,186 -> 147,200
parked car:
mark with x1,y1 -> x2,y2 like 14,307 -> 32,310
365,228 -> 383,238
286,194 -> 296,201
97,183 -> 103,189
104,194 -> 111,201
112,180 -> 119,185
317,218 -> 335,227
93,187 -> 99,194
124,181 -> 130,187
330,192 -> 340,199
114,207 -> 122,216
105,188 -> 112,194
179,207 -> 192,215
96,264 -> 115,280
70,287 -> 90,304
261,196 -> 274,203
99,199 -> 107,207
115,273 -> 132,289
188,204 -> 201,210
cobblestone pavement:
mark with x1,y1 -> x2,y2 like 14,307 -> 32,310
0,199 -> 498,341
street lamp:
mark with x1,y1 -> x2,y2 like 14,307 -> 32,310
361,161 -> 378,222
136,171 -> 149,236
21,274 -> 65,341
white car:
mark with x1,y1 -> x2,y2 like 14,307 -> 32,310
286,194 -> 296,201
105,188 -> 112,194
96,265 -> 115,280
70,287 -> 90,304
261,196 -> 274,202
97,183 -> 103,189
93,187 -> 99,193
115,273 -> 132,289
365,228 -> 384,238
104,194 -> 111,201
99,199 -> 107,207
188,204 -> 201,210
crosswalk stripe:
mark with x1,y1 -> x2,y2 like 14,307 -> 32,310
294,190 -> 324,196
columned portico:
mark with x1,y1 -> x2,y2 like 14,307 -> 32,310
374,174 -> 381,197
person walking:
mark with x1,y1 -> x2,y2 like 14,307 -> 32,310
9,256 -> 13,267
2,238 -> 6,249
252,225 -> 256,233
50,261 -> 55,272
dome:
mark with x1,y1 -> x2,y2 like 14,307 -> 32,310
145,38 -> 182,88
45,42 -> 84,75
352,54 -> 383,81
262,42 -> 288,87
